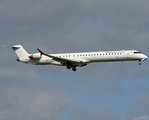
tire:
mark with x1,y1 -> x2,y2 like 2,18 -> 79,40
72,67 -> 76,71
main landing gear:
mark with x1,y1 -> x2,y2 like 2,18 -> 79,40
66,66 -> 77,71
72,67 -> 76,71
67,66 -> 71,69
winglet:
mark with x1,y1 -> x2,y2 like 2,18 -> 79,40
37,48 -> 45,55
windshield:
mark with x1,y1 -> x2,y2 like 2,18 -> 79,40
134,52 -> 141,54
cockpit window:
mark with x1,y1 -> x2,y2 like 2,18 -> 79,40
134,52 -> 141,54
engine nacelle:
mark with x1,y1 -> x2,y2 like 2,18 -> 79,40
29,53 -> 41,59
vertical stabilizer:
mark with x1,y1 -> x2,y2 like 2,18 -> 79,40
10,45 -> 29,58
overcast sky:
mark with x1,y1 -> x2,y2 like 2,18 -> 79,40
1,0 -> 149,120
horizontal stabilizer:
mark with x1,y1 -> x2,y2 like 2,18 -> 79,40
2,45 -> 12,48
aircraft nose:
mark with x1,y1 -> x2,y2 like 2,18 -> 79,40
142,55 -> 148,61
143,54 -> 148,58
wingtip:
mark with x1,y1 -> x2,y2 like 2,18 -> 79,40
37,48 -> 45,55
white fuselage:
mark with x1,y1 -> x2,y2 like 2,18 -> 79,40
8,45 -> 147,71
23,50 -> 147,66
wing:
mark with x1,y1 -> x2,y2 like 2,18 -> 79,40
37,48 -> 85,66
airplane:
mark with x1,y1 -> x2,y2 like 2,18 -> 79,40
5,45 -> 148,71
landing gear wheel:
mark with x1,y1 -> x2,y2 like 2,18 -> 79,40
67,66 -> 71,69
138,61 -> 141,65
72,67 -> 76,71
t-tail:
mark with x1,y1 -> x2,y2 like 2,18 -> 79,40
6,45 -> 29,59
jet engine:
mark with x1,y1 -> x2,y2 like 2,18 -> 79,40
29,53 -> 41,59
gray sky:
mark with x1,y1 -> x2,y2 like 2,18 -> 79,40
1,0 -> 149,120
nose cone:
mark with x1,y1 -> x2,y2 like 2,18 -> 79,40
143,54 -> 148,59
142,55 -> 148,61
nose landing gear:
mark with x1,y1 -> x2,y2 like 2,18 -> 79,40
138,61 -> 141,65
